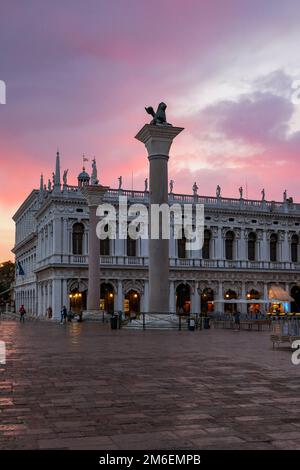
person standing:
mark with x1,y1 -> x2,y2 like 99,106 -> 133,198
60,305 -> 67,324
19,304 -> 26,323
47,306 -> 52,319
233,310 -> 241,331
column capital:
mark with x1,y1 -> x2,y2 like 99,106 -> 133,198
135,124 -> 184,158
81,185 -> 109,207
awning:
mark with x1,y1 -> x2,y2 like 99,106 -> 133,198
214,299 -> 269,304
268,285 -> 294,302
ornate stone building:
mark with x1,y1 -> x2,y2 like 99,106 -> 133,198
12,152 -> 300,319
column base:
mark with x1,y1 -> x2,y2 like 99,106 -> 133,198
82,310 -> 103,320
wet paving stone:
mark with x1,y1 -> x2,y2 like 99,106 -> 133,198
0,320 -> 300,449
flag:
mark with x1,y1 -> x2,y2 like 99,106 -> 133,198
83,156 -> 89,162
17,261 -> 25,276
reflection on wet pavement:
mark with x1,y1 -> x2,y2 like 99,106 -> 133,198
0,320 -> 300,450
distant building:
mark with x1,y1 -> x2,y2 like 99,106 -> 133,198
12,152 -> 300,319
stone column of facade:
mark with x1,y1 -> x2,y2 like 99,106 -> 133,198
117,280 -> 123,311
241,281 -> 247,314
143,280 -> 149,313
53,217 -> 62,263
264,283 -> 269,304
62,279 -> 68,311
52,279 -> 62,320
283,231 -> 290,262
135,124 -> 183,313
62,218 -> 69,263
262,231 -> 269,262
239,228 -> 246,262
217,227 -> 223,259
215,281 -> 223,313
192,282 -> 200,314
169,280 -> 175,313
81,185 -> 109,314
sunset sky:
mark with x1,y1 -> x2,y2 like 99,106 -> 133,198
1,0 -> 300,261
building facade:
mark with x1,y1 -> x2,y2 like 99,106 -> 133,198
12,153 -> 300,319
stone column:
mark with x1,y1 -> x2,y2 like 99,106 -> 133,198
52,279 -> 62,320
143,280 -> 149,313
117,279 -> 123,311
62,279 -> 68,311
282,231 -> 290,262
215,281 -> 223,313
135,124 -> 183,312
192,282 -> 200,314
241,281 -> 247,315
81,185 -> 109,314
169,280 -> 175,313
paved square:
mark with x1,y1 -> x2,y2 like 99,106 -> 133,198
0,320 -> 300,449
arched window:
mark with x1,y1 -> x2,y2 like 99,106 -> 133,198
100,238 -> 110,256
248,232 -> 256,261
270,233 -> 277,262
176,283 -> 191,313
225,231 -> 235,260
72,223 -> 84,255
291,234 -> 299,263
202,230 -> 211,259
178,236 -> 187,259
127,235 -> 136,257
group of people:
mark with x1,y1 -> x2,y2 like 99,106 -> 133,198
18,304 -> 82,324
60,306 -> 82,324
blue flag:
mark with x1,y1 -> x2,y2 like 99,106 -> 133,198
17,261 -> 25,276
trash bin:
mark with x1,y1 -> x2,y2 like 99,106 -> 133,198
189,317 -> 195,331
204,317 -> 210,329
110,315 -> 118,330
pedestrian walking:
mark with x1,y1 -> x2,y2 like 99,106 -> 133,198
60,305 -> 67,324
47,306 -> 52,319
19,304 -> 26,323
233,310 -> 241,331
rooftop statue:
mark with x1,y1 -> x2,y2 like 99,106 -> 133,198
118,175 -> 122,190
63,169 -> 68,186
192,182 -> 198,196
91,158 -> 99,185
145,102 -> 172,126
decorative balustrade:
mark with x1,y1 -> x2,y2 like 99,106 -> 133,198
64,254 -> 300,271
60,185 -> 300,214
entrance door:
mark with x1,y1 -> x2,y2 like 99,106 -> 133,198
100,283 -> 114,314
124,290 -> 140,317
176,283 -> 191,314
69,290 -> 87,314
